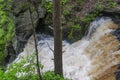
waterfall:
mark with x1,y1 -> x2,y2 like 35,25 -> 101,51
86,17 -> 112,39
12,17 -> 120,80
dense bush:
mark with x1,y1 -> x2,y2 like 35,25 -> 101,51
42,71 -> 64,80
0,0 -> 14,65
0,54 -> 64,80
43,0 -> 68,13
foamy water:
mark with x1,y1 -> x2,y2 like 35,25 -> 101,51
13,17 -> 120,80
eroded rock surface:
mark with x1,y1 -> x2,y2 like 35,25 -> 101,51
12,0 -> 45,53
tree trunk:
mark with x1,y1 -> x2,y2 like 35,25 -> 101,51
26,0 -> 42,80
53,0 -> 63,76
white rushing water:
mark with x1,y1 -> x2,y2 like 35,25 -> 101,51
13,17 -> 119,80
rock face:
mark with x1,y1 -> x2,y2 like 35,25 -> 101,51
9,0 -> 120,80
12,0 -> 45,54
11,0 -> 120,54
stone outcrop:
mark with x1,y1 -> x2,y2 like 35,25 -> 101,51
12,0 -> 45,54
12,0 -> 120,54
8,0 -> 120,79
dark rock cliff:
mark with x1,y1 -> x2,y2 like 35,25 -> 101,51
12,0 -> 46,54
10,0 -> 120,60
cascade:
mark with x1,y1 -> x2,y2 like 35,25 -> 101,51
13,17 -> 120,80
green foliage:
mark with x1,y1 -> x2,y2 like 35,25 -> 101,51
95,0 -> 117,11
0,0 -> 14,65
62,4 -> 73,15
42,71 -> 64,80
0,54 -> 38,80
106,0 -> 117,9
68,29 -> 74,40
95,2 -> 103,11
81,12 -> 99,24
61,0 -> 68,5
43,0 -> 53,13
71,24 -> 81,29
7,54 -> 37,76
43,0 -> 68,13
63,9 -> 70,15
0,54 -> 65,80
80,0 -> 117,27
0,68 -> 17,80
68,0 -> 117,42
76,0 -> 83,5
68,24 -> 81,40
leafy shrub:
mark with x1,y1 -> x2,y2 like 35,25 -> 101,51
42,71 -> 64,80
0,54 -> 65,80
43,0 -> 68,13
68,24 -> 81,40
0,0 -> 14,65
80,0 -> 117,29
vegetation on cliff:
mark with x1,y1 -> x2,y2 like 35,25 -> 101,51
43,0 -> 117,42
0,0 -> 119,80
0,0 -> 14,66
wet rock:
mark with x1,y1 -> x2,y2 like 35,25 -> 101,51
112,28 -> 120,40
115,65 -> 120,80
4,41 -> 16,65
12,0 -> 46,54
11,0 -> 120,55
116,0 -> 120,4
115,71 -> 120,80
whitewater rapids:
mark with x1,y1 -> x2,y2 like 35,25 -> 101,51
14,17 -> 120,80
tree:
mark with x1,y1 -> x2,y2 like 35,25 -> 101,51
26,0 -> 42,80
53,0 -> 63,76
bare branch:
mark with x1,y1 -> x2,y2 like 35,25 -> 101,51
47,43 -> 54,52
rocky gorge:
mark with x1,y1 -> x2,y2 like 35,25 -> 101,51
11,0 -> 120,54
2,0 -> 120,79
